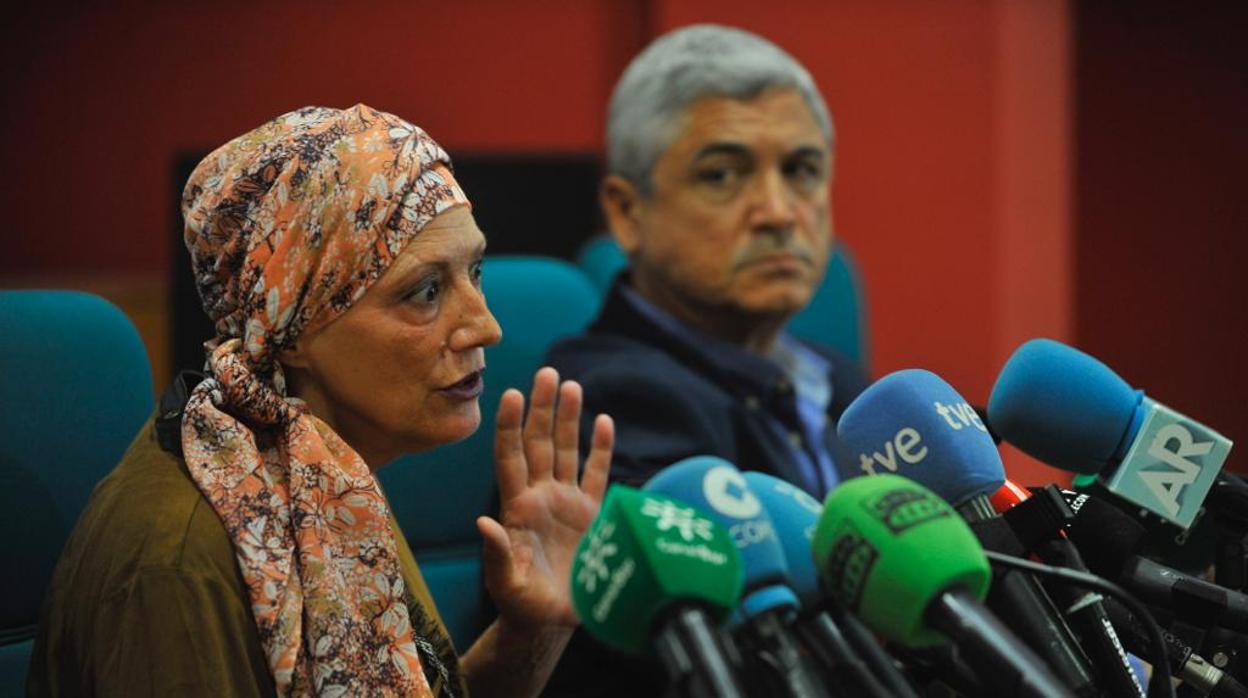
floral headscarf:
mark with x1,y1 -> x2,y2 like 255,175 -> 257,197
180,104 -> 468,697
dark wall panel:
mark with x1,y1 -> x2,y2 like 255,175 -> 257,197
1075,3 -> 1248,468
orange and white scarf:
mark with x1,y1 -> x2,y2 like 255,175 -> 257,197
180,104 -> 467,696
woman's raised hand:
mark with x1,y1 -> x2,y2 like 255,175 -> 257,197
477,366 -> 614,629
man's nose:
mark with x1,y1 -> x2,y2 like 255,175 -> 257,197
748,168 -> 798,235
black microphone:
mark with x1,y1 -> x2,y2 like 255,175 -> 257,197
1060,488 -> 1248,635
992,481 -> 1146,698
1101,596 -> 1248,698
1207,473 -> 1248,591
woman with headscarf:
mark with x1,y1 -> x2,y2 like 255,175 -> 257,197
28,104 -> 614,697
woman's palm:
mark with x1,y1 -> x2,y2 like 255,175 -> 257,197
477,368 -> 613,629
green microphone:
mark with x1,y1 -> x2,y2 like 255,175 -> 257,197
812,474 -> 1074,698
571,484 -> 746,698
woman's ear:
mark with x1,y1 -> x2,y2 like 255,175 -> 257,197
599,175 -> 645,256
276,336 -> 317,402
277,335 -> 313,370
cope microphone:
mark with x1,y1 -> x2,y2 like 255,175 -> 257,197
988,338 -> 1233,529
992,480 -> 1146,698
811,473 -> 1073,698
644,456 -> 831,698
1057,488 -> 1248,636
743,471 -> 919,698
570,485 -> 745,698
837,368 -> 1098,697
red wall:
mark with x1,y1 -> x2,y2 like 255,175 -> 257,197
1,1 -> 644,274
19,2 -> 1238,487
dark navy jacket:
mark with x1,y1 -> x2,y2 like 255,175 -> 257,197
546,276 -> 868,493
539,276 -> 868,698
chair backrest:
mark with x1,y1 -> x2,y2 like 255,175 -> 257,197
575,233 -> 629,296
376,257 -> 600,649
573,234 -> 870,366
787,241 -> 870,368
0,290 -> 155,691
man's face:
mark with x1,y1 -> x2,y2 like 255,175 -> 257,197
622,87 -> 833,329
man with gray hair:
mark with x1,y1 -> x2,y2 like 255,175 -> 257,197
540,23 -> 868,696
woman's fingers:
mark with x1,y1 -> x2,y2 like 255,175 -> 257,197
493,388 -> 528,501
476,515 -> 516,593
553,381 -> 583,484
498,366 -> 613,500
579,414 -> 615,503
522,367 -> 559,483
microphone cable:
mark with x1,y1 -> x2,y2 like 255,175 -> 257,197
984,551 -> 1174,698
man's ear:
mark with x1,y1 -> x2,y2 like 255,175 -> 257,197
600,174 -> 645,256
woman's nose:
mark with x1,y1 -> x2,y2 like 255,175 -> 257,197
448,284 -> 502,352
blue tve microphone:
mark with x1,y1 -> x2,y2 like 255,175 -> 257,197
835,368 -> 1004,511
745,471 -> 918,698
988,338 -> 1233,529
838,370 -> 1099,698
645,456 -> 831,698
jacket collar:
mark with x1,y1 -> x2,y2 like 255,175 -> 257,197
593,274 -> 827,408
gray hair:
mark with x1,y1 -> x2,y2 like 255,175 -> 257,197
606,24 -> 834,195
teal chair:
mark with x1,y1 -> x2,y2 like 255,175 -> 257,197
574,234 -> 629,296
787,240 -> 870,368
0,290 -> 155,697
377,257 -> 600,650
574,234 -> 870,366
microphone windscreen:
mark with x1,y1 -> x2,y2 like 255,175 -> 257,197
837,369 -> 1004,506
988,338 -> 1143,475
742,471 -> 824,608
644,456 -> 797,615
1056,489 -> 1147,579
812,473 -> 991,647
571,485 -> 744,654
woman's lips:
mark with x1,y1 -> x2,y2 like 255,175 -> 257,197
439,369 -> 484,401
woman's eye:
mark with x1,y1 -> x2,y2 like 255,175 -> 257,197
470,260 -> 484,287
407,279 -> 440,305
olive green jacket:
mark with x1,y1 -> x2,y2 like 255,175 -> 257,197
28,418 -> 466,697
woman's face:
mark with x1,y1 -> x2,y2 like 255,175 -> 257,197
283,206 -> 502,467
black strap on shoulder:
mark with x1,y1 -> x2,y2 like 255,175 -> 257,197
155,370 -> 205,457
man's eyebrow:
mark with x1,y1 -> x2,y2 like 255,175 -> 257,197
691,142 -> 752,161
787,145 -> 827,161
691,142 -> 828,162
